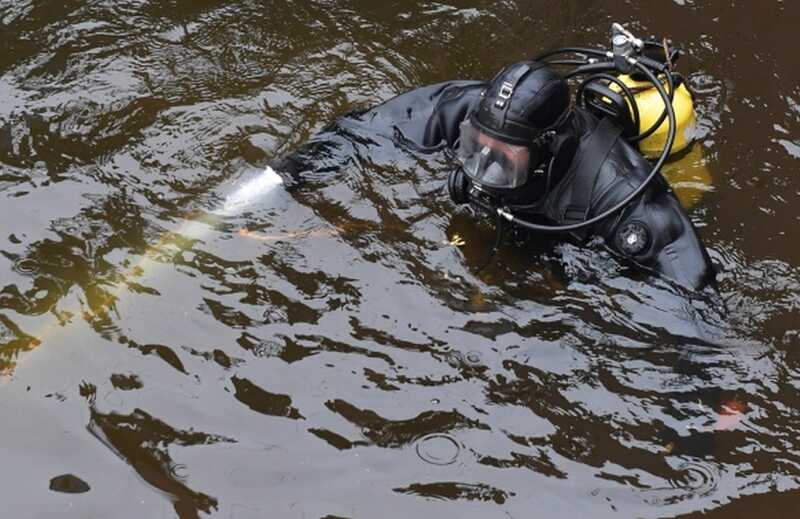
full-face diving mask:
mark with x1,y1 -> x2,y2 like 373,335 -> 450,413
456,119 -> 542,193
449,25 -> 683,236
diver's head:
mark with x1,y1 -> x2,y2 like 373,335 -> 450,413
450,61 -> 570,208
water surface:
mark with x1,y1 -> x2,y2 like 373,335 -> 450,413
1,1 -> 799,517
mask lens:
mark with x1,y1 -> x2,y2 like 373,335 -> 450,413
456,121 -> 532,190
481,161 -> 509,186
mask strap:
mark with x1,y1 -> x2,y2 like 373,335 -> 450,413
495,64 -> 536,127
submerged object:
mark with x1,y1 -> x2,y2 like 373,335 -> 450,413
660,145 -> 714,209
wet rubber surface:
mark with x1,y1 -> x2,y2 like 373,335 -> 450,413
0,1 -> 798,517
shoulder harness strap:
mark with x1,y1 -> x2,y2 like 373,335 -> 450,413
562,117 -> 624,225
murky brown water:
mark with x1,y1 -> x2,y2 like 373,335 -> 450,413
1,1 -> 799,517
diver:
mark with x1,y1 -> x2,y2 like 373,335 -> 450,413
270,24 -> 715,291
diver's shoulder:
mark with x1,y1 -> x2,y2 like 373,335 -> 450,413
383,80 -> 487,105
350,80 -> 487,143
575,117 -> 655,191
563,110 -> 667,212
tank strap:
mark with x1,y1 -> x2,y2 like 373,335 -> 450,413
562,117 -> 623,227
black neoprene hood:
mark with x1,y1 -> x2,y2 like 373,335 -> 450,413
470,61 -> 570,146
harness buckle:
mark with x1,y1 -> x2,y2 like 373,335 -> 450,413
495,82 -> 514,109
498,82 -> 514,99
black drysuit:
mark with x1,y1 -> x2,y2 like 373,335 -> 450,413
272,80 -> 715,291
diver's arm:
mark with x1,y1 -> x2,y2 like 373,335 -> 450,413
421,82 -> 486,148
597,186 -> 715,291
270,151 -> 306,186
268,136 -> 339,189
268,81 -> 486,185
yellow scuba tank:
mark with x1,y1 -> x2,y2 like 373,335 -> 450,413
616,74 -> 697,158
612,75 -> 712,208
